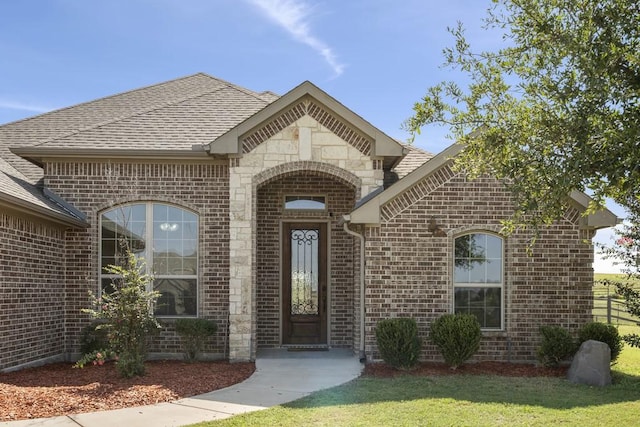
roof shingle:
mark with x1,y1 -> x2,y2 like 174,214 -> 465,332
0,73 -> 277,222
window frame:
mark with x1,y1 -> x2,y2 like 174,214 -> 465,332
283,195 -> 327,212
452,232 -> 504,331
99,202 -> 199,318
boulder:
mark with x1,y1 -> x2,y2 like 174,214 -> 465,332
567,340 -> 612,387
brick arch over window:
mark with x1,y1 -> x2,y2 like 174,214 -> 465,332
447,224 -> 504,238
254,161 -> 361,195
95,197 -> 202,219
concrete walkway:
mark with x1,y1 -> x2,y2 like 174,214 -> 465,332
1,349 -> 363,427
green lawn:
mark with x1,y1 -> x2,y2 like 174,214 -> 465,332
191,328 -> 640,427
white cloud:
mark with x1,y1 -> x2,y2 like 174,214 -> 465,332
0,99 -> 52,113
247,0 -> 345,77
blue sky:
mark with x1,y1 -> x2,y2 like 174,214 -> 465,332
0,0 -> 625,271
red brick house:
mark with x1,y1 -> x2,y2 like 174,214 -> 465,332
0,73 -> 616,371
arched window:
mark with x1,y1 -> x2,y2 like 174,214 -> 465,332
453,233 -> 503,329
100,203 -> 198,316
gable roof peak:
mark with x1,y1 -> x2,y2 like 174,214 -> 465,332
207,79 -> 406,163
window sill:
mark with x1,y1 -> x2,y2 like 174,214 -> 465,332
157,316 -> 199,322
481,330 -> 508,338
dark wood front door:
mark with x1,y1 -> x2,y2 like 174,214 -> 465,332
282,222 -> 327,345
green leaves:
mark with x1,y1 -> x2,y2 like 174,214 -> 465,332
81,250 -> 161,377
408,0 -> 640,228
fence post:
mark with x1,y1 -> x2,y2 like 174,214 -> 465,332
607,295 -> 612,324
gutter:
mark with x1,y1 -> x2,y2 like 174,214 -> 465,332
10,147 -> 213,168
342,215 -> 367,363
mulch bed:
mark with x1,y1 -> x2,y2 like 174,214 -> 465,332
364,361 -> 568,378
0,360 -> 255,421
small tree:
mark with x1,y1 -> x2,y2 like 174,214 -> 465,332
76,250 -> 161,377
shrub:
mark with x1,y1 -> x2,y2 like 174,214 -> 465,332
79,321 -> 109,355
175,318 -> 217,362
375,318 -> 422,370
537,325 -> 576,367
429,314 -> 481,369
577,322 -> 623,364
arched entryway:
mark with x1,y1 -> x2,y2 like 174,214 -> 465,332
255,167 -> 359,349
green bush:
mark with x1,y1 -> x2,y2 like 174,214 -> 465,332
577,322 -> 623,364
175,318 -> 217,362
375,318 -> 422,370
429,314 -> 481,369
79,321 -> 109,355
77,251 -> 161,377
537,325 -> 576,367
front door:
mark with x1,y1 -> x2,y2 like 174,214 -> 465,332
282,222 -> 327,345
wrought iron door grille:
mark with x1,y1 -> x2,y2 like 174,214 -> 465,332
290,228 -> 319,315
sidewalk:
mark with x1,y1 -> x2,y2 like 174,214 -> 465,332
1,349 -> 363,427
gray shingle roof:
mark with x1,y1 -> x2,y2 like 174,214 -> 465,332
392,145 -> 434,178
33,87 -> 271,150
0,73 -> 277,223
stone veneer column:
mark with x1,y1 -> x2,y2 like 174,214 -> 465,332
228,165 -> 254,361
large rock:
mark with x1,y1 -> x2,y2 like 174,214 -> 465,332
567,340 -> 612,387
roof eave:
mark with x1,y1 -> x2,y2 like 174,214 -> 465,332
348,143 -> 618,230
569,190 -> 619,230
0,192 -> 89,228
10,147 -> 213,165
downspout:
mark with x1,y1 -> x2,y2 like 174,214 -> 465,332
343,215 -> 367,363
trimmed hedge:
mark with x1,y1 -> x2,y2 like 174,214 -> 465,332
577,322 -> 623,363
537,325 -> 575,367
429,314 -> 481,369
375,318 -> 422,370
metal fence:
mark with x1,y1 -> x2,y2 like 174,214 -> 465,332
593,293 -> 639,325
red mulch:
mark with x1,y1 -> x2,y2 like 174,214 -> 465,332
364,361 -> 568,378
0,360 -> 255,421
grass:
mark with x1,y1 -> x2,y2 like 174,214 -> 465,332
190,327 -> 640,427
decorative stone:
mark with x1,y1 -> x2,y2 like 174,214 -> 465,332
567,340 -> 612,387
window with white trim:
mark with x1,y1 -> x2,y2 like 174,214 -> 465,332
453,233 -> 503,329
100,203 -> 198,316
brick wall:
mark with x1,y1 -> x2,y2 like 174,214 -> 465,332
0,213 -> 66,370
44,160 -> 230,358
365,168 -> 594,363
256,172 -> 357,348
